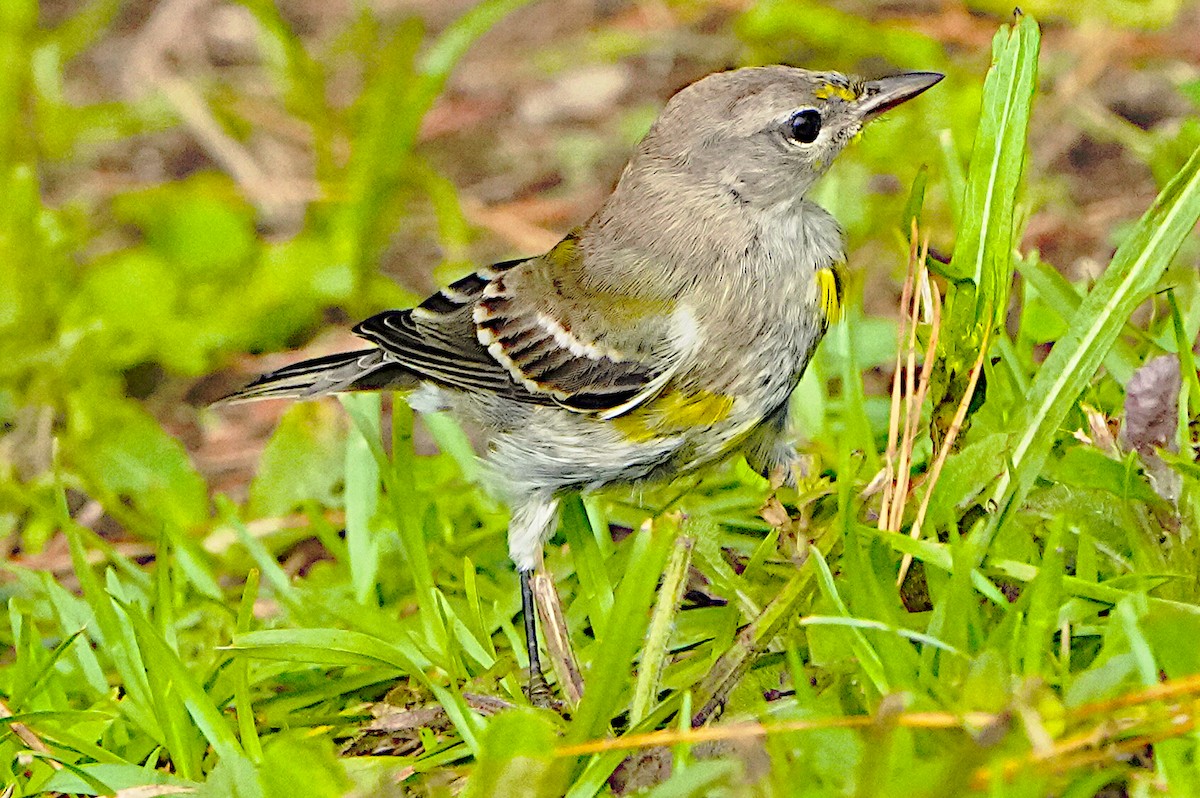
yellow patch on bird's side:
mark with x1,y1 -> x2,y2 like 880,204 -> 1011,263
814,83 -> 859,103
592,292 -> 678,321
611,390 -> 735,442
816,265 -> 844,327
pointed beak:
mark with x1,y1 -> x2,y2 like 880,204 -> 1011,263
855,71 -> 944,121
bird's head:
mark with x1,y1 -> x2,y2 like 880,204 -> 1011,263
633,66 -> 943,209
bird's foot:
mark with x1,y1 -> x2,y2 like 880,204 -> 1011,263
525,669 -> 554,709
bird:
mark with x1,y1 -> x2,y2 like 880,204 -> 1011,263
219,65 -> 943,702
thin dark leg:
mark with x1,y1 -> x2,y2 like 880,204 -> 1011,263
520,569 -> 552,705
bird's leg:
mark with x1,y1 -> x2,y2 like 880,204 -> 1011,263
520,568 -> 553,706
510,495 -> 560,706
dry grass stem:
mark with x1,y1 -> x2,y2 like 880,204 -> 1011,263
881,221 -> 943,583
0,697 -> 59,767
896,317 -> 989,585
533,568 -> 585,707
879,225 -> 919,530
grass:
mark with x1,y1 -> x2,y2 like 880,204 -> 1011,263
3,2 -> 1200,797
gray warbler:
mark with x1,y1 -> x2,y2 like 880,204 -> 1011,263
220,65 -> 942,701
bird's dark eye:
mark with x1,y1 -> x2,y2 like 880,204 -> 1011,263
787,109 -> 822,144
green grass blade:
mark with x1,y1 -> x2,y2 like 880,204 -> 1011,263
549,517 -> 675,791
1016,252 -> 1143,382
117,597 -> 245,768
229,627 -> 428,671
1168,290 -> 1200,417
342,397 -> 447,650
341,392 -> 383,606
63,522 -> 161,741
945,13 -> 1039,306
630,532 -> 693,726
809,546 -> 889,695
560,494 -> 615,640
980,144 -> 1200,562
932,12 -> 1040,439
234,569 -> 264,763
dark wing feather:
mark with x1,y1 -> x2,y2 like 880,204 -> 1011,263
471,235 -> 683,417
351,256 -> 556,403
352,308 -> 545,400
353,240 -> 686,416
216,348 -> 410,404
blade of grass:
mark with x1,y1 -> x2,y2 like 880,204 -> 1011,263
229,627 -> 429,671
556,516 -> 675,753
943,12 -> 1039,305
341,392 -> 382,606
63,521 -> 160,743
1167,290 -> 1200,418
809,546 -> 889,696
979,144 -> 1200,565
630,533 -> 694,726
560,493 -> 615,640
933,13 -> 1039,440
1016,252 -> 1142,382
342,397 -> 447,652
117,596 -> 245,775
233,569 -> 263,763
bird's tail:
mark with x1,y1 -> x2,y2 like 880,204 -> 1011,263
216,348 -> 416,405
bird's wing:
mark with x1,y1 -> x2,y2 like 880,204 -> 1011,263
352,259 -> 544,402
355,236 -> 689,417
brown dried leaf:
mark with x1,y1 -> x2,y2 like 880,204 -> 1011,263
1124,354 -> 1181,456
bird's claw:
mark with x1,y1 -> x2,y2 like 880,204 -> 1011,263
526,670 -> 554,708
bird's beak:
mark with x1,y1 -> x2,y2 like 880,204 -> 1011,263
855,72 -> 944,121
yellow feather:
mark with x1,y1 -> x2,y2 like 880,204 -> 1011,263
814,83 -> 860,102
816,265 -> 843,326
611,390 -> 735,442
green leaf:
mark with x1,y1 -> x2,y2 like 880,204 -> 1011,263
228,627 -> 426,672
64,392 -> 208,533
462,709 -> 559,798
1142,603 -> 1200,677
40,763 -> 196,796
979,142 -> 1200,563
947,12 -> 1040,319
249,401 -> 348,518
119,596 -> 245,772
556,517 -> 675,779
1016,252 -> 1142,382
925,432 -> 1008,530
259,732 -> 351,798
341,393 -> 382,605
1045,446 -> 1161,504
931,13 -> 1040,439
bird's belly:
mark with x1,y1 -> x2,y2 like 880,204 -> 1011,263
471,308 -> 823,499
